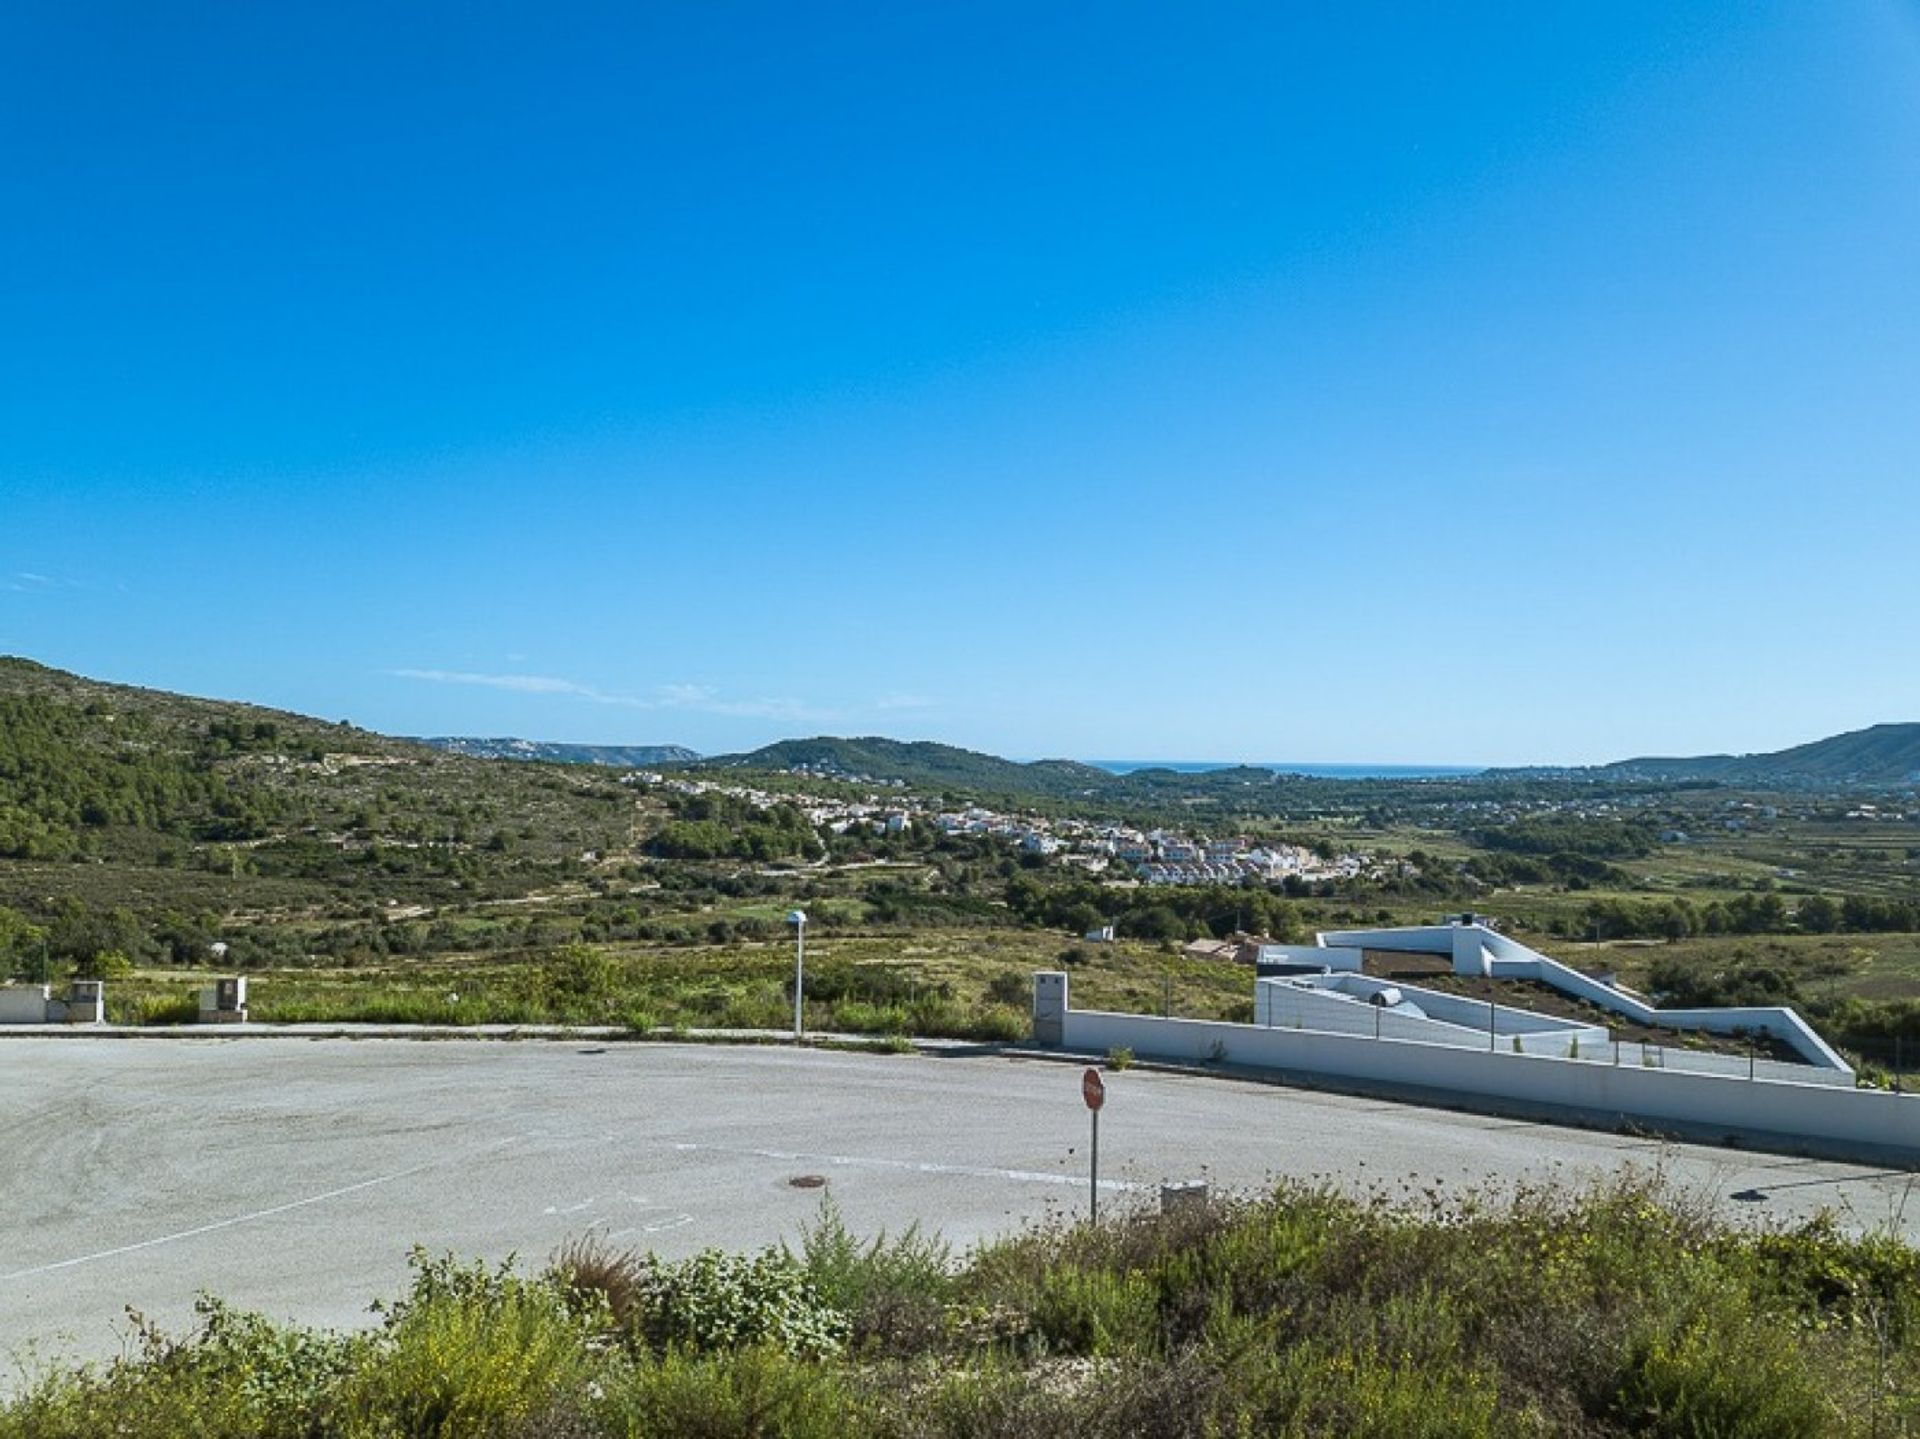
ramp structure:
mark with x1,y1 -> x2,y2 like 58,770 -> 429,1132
1314,921 -> 1849,1076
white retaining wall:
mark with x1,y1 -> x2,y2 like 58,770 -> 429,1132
0,986 -> 52,1023
1319,925 -> 1464,957
1251,976 -> 1845,1085
1255,944 -> 1364,972
1253,977 -> 1608,1057
1044,977 -> 1918,1161
1308,972 -> 1600,1038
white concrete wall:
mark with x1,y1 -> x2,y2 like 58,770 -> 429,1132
1256,981 -> 1484,1048
1256,944 -> 1364,972
1254,977 -> 1607,1057
0,986 -> 51,1023
1318,924 -> 1851,1075
1319,925 -> 1459,956
1311,973 -> 1596,1038
1058,1007 -> 1916,1160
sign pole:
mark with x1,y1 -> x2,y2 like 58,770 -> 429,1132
1090,1105 -> 1100,1223
1081,1066 -> 1106,1224
786,909 -> 808,1041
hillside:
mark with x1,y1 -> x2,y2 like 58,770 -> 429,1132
1595,723 -> 1920,788
417,736 -> 700,766
702,737 -> 1517,814
704,735 -> 1113,797
0,656 -> 652,926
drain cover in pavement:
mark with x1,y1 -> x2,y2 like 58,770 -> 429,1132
789,1174 -> 828,1189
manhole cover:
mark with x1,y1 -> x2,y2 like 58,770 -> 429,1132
789,1174 -> 828,1189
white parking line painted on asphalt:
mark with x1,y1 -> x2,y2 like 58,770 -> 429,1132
1,1165 -> 437,1283
667,1140 -> 1144,1192
0,1136 -> 522,1284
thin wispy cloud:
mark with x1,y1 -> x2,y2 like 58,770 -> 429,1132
389,668 -> 834,723
3,572 -> 68,593
875,691 -> 934,711
391,669 -> 603,697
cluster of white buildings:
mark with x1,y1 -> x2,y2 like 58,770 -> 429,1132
628,771 -> 1380,889
629,768 -> 1382,879
1073,826 -> 1376,886
1137,848 -> 1364,887
627,772 -> 913,836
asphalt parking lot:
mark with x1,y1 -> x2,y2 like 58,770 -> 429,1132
5,1037 -> 1917,1371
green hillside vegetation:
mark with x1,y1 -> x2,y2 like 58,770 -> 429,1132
0,655 -> 653,928
1593,723 -> 1920,787
7,1177 -> 1916,1437
703,736 -> 1688,827
707,736 -> 1111,797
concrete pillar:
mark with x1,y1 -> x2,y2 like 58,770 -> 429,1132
1451,923 -> 1489,977
1254,977 -> 1281,1027
1033,971 -> 1068,1046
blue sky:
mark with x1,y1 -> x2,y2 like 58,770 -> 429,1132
3,3 -> 1917,765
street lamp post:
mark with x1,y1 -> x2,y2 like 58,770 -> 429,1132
786,909 -> 808,1040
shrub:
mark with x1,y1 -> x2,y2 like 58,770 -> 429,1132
986,971 -> 1031,1008
1261,1338 -> 1508,1438
550,1235 -> 648,1330
969,1005 -> 1029,1042
338,1251 -> 596,1436
1614,1298 -> 1833,1437
629,1250 -> 849,1359
789,1197 -> 955,1355
830,999 -> 911,1035
717,989 -> 788,1030
530,943 -> 624,1020
73,947 -> 133,980
0,1297 -> 365,1439
1106,1046 -> 1135,1072
1029,1266 -> 1160,1356
117,990 -> 202,1025
596,1345 -> 860,1438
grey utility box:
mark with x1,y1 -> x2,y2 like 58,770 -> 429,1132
63,980 -> 105,1025
200,975 -> 249,1023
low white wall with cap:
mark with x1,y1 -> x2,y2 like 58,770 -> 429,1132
1034,971 -> 1919,1163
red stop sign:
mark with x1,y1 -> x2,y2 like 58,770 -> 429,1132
1082,1066 -> 1106,1111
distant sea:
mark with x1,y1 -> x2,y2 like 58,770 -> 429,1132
1088,760 -> 1486,780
